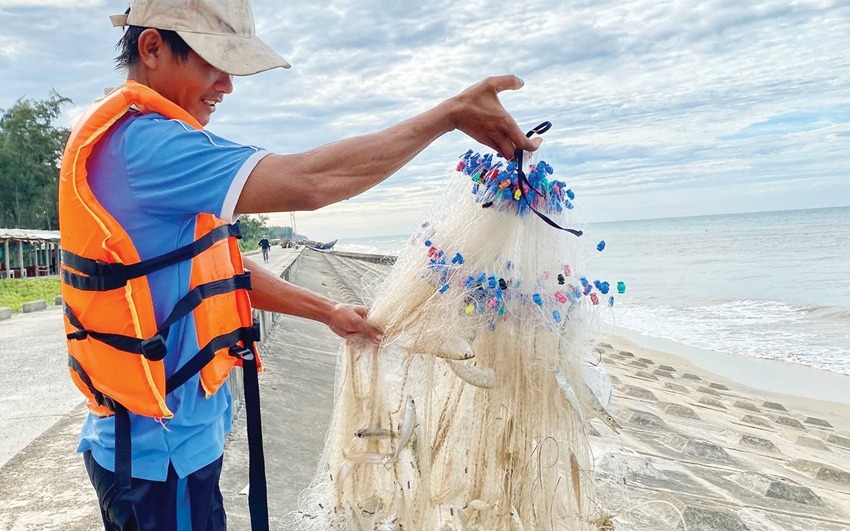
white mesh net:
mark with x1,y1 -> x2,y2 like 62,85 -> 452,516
284,144 -> 617,530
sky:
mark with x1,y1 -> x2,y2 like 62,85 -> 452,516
1,0 -> 849,241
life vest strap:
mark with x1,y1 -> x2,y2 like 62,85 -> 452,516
166,322 -> 261,394
64,273 -> 253,362
61,222 -> 242,292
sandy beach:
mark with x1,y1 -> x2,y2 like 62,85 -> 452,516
0,247 -> 848,530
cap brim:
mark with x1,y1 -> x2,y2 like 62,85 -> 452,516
177,31 -> 291,76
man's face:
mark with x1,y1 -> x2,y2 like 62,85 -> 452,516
154,46 -> 233,126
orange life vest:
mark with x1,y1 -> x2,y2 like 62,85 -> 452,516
58,80 -> 262,420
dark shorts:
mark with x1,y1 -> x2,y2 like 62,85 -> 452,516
83,451 -> 226,531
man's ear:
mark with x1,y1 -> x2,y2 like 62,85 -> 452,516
137,28 -> 164,70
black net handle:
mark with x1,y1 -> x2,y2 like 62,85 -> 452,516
514,122 -> 583,237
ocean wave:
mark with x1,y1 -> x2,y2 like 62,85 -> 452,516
608,298 -> 850,376
802,305 -> 850,321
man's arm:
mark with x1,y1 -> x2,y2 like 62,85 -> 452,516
244,257 -> 383,343
235,76 -> 538,215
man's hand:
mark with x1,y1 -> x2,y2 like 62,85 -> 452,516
328,303 -> 384,344
444,75 -> 542,159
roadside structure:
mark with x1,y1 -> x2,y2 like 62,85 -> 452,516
0,228 -> 61,279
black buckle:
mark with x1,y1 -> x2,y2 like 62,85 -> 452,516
229,345 -> 254,361
250,320 -> 261,342
67,330 -> 88,341
140,334 -> 167,361
95,392 -> 119,412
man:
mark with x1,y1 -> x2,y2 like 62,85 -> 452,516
59,0 -> 538,529
258,237 -> 271,263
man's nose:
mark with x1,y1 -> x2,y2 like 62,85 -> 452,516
216,72 -> 234,94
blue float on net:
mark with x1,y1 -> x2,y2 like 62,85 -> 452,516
617,281 -> 626,294
439,283 -> 450,294
532,293 -> 543,306
566,189 -> 575,200
552,310 -> 562,323
424,240 -> 432,247
597,240 -> 606,252
451,252 -> 464,265
608,296 -> 615,307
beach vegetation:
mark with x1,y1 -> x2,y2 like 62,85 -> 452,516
0,277 -> 61,312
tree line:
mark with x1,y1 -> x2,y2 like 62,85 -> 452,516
0,94 -> 299,244
0,93 -> 69,230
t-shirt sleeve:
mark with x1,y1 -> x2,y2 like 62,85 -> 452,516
122,116 -> 269,221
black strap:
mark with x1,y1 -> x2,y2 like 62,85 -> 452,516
165,325 -> 259,393
240,344 -> 269,530
513,122 -> 583,237
61,223 -> 241,291
114,404 -> 132,490
65,273 -> 252,362
68,355 -> 132,489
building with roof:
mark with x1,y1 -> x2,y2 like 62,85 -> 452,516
0,228 -> 61,279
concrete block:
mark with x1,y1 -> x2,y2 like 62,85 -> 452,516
708,382 -> 729,391
790,459 -> 850,486
795,435 -> 829,451
637,357 -> 655,365
21,299 -> 47,313
0,307 -> 11,320
657,364 -> 677,372
660,403 -> 700,420
598,342 -> 613,349
697,396 -> 726,410
733,400 -> 760,413
741,415 -> 773,429
803,417 -> 833,429
664,382 -> 690,394
635,370 -> 658,381
739,434 -> 780,454
775,416 -> 806,430
662,434 -> 734,463
653,369 -> 675,379
54,295 -> 63,306
682,372 -> 702,381
762,401 -> 787,412
628,360 -> 650,369
625,409 -> 668,430
697,386 -> 720,396
623,385 -> 657,402
825,434 -> 850,449
676,506 -> 750,530
618,350 -> 634,358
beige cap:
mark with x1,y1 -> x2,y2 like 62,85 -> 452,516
111,0 -> 291,76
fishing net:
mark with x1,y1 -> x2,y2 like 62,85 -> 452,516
284,125 -> 621,530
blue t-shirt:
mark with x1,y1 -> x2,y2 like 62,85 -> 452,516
77,112 -> 269,481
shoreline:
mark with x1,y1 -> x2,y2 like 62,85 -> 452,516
608,326 -> 850,408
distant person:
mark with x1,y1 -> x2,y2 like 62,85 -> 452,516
259,237 -> 271,263
57,0 -> 537,529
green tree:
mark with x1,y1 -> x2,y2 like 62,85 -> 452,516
0,92 -> 70,230
238,214 -> 269,251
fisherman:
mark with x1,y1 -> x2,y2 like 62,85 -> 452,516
58,0 -> 538,529
258,237 -> 271,263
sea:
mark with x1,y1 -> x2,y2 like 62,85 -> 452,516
336,206 -> 850,377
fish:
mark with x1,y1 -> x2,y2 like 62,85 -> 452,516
511,506 -> 525,531
555,367 -> 621,433
554,369 -> 585,421
395,395 -> 416,458
569,452 -> 582,512
355,427 -> 391,439
447,360 -> 496,389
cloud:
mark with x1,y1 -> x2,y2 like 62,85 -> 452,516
1,0 -> 849,240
